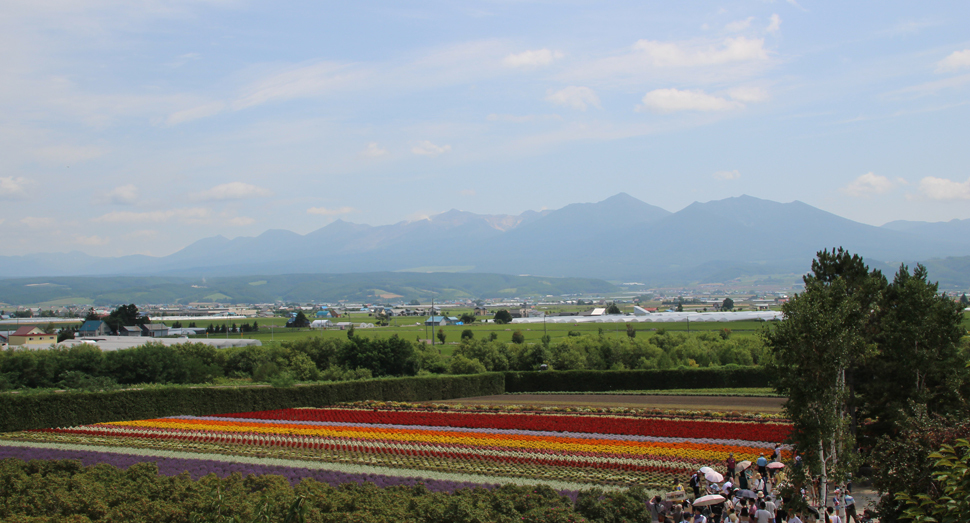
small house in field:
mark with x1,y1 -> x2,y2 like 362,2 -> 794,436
8,326 -> 56,347
78,320 -> 109,337
424,316 -> 448,326
310,319 -> 332,329
474,307 -> 488,316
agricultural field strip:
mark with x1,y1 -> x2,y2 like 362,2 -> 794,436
2,431 -> 705,488
0,405 -> 791,491
168,415 -> 780,449
27,422 -> 772,466
0,440 -> 599,493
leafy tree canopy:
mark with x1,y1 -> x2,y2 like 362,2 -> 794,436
493,310 -> 513,324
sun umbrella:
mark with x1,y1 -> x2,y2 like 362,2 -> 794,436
735,460 -> 752,472
705,471 -> 724,483
738,490 -> 757,499
699,466 -> 714,474
767,462 -> 785,470
693,494 -> 726,507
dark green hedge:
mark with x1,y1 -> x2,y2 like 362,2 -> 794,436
0,373 -> 504,433
504,367 -> 769,393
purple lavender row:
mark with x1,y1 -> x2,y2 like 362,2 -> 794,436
0,445 -> 579,501
167,415 -> 776,448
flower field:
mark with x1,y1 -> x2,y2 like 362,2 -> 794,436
0,402 -> 791,493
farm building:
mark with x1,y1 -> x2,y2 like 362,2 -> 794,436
141,324 -> 169,337
310,319 -> 333,329
8,326 -> 56,346
119,325 -> 142,336
78,320 -> 109,337
424,316 -> 448,326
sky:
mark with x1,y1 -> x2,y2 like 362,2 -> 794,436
1,0 -> 969,258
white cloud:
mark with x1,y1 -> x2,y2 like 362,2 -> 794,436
166,101 -> 225,125
361,142 -> 388,158
0,176 -> 30,200
233,61 -> 367,110
192,182 -> 273,201
503,49 -> 563,68
20,216 -> 55,228
729,86 -> 769,102
92,208 -> 213,224
412,140 -> 451,156
714,170 -> 741,180
307,206 -> 355,216
631,36 -> 768,67
103,184 -> 138,205
545,86 -> 601,111
917,176 -> 970,200
74,235 -> 109,246
124,230 -> 158,240
637,88 -> 743,112
460,189 -> 476,196
786,0 -> 808,12
937,50 -> 970,73
725,18 -> 754,32
766,14 -> 782,34
841,172 -> 896,197
228,216 -> 255,226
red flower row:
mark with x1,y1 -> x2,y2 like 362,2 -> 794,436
216,408 -> 791,442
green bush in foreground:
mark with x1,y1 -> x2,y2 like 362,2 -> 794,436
0,457 -> 661,523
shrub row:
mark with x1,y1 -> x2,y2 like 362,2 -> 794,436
0,458 -> 653,523
504,367 -> 770,393
0,373 -> 504,433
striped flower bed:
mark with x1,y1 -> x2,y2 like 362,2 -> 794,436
0,403 -> 790,491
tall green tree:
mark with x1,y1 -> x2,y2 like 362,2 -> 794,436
721,297 -> 734,311
765,248 -> 885,505
861,264 -> 967,439
104,304 -> 148,332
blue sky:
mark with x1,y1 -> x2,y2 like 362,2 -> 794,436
1,1 -> 969,257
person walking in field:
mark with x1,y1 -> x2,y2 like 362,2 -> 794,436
727,452 -> 736,482
690,472 -> 701,499
756,454 -> 768,479
844,493 -> 857,523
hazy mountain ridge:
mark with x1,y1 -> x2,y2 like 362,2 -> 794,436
1,194 -> 969,289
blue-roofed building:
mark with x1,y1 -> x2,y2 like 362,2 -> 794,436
78,320 -> 109,337
424,316 -> 449,326
316,310 -> 332,318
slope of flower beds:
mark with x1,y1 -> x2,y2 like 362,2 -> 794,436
0,402 -> 791,491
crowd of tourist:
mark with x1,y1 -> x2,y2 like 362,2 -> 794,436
646,446 -> 866,523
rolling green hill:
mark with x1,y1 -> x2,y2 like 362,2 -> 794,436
0,272 -> 618,306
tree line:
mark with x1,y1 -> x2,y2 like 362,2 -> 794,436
0,325 -> 770,390
764,248 -> 970,521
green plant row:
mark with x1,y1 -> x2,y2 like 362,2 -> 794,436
505,387 -> 780,397
504,367 -> 770,393
0,458 -> 653,523
0,373 -> 504,433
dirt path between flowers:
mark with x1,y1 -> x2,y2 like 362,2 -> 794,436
426,394 -> 786,413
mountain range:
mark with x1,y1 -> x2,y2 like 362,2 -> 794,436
2,194 -> 969,289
